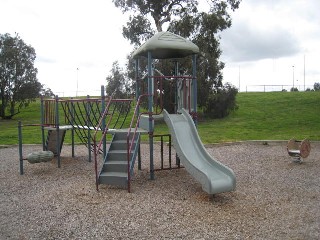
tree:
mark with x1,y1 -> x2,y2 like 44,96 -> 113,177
106,61 -> 131,98
113,0 -> 241,118
0,33 -> 41,119
203,82 -> 238,118
40,85 -> 55,98
314,82 -> 320,91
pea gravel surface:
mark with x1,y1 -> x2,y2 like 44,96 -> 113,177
0,141 -> 319,239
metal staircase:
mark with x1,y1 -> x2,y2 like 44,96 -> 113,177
98,131 -> 140,188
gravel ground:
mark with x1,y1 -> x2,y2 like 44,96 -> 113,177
0,141 -> 319,239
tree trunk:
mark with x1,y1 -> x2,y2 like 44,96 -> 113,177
0,88 -> 5,118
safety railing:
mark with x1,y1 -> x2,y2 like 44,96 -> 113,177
93,97 -> 133,191
93,96 -> 114,191
126,94 -> 152,192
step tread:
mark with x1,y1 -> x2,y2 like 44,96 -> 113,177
104,160 -> 128,165
108,149 -> 133,154
100,172 -> 127,178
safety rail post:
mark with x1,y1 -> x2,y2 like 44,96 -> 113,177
147,51 -> 154,181
70,98 -> 75,158
18,121 -> 23,175
86,95 -> 91,162
101,86 -> 107,160
126,94 -> 151,192
135,59 -> 143,170
40,96 -> 46,151
55,95 -> 61,168
93,95 -> 114,191
192,54 -> 197,126
152,134 -> 172,170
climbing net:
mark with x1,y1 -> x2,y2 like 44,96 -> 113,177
42,97 -> 133,148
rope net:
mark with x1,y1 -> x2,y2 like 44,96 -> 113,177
43,97 -> 133,149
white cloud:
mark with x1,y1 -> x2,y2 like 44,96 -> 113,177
1,0 -> 320,95
220,0 -> 320,91
1,0 -> 132,96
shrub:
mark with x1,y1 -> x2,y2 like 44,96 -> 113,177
203,83 -> 238,118
290,87 -> 299,92
314,82 -> 320,91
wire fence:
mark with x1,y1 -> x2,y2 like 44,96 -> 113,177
53,85 -> 316,97
54,90 -> 102,98
244,84 -> 314,92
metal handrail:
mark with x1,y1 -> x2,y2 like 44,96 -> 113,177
126,94 -> 151,192
93,96 -> 114,191
93,98 -> 134,191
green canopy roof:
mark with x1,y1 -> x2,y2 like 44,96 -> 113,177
132,31 -> 199,59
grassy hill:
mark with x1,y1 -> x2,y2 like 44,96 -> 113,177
197,91 -> 320,143
0,91 -> 319,145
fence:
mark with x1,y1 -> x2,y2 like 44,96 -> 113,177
244,85 -> 314,92
54,85 -> 316,96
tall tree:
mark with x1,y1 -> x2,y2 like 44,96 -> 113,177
106,61 -> 131,98
113,0 -> 240,116
0,33 -> 41,119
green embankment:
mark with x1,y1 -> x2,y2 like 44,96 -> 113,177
0,91 -> 319,145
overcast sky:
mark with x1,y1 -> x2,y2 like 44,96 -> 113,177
220,0 -> 320,91
1,0 -> 319,95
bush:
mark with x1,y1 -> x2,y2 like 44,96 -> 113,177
314,82 -> 320,91
203,83 -> 238,118
290,87 -> 299,92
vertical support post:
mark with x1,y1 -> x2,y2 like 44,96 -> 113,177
55,95 -> 61,168
86,95 -> 91,162
135,58 -> 142,170
169,134 -> 172,168
160,136 -> 164,169
135,58 -> 140,103
70,98 -> 75,158
148,51 -> 154,180
18,121 -> 23,175
192,54 -> 198,126
138,145 -> 142,170
101,86 -> 107,160
40,96 -> 46,151
174,61 -> 179,113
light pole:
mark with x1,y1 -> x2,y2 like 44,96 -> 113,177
303,55 -> 305,91
238,66 -> 241,92
76,67 -> 79,97
292,65 -> 295,90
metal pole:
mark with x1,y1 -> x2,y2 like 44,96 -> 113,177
18,121 -> 23,175
55,95 -> 61,168
76,67 -> 79,97
192,54 -> 197,126
292,65 -> 295,90
87,95 -> 91,162
238,66 -> 241,92
71,98 -> 75,158
101,85 -> 107,159
148,51 -> 154,180
174,61 -> 179,113
304,55 -> 305,91
160,136 -> 164,169
135,58 -> 142,171
40,95 -> 45,151
169,134 -> 172,168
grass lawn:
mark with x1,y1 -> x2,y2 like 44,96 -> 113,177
0,91 -> 319,145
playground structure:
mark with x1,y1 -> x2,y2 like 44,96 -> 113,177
19,31 -> 236,195
287,138 -> 311,162
18,90 -> 134,173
